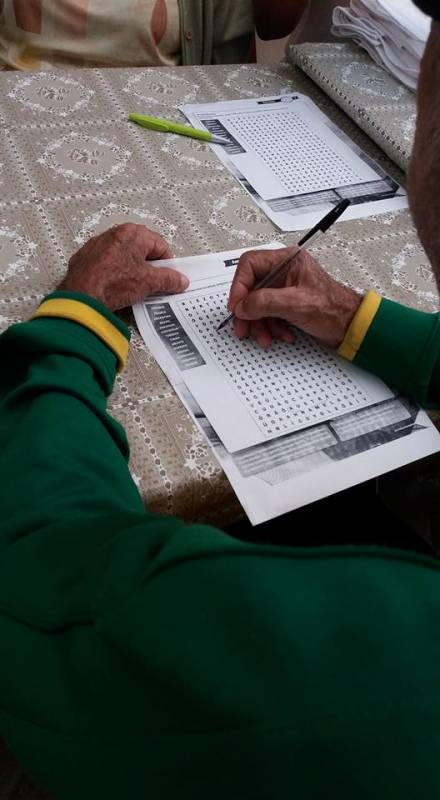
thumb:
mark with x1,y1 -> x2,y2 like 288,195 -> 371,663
144,266 -> 189,295
235,288 -> 287,321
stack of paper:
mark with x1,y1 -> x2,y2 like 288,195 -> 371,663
332,0 -> 431,90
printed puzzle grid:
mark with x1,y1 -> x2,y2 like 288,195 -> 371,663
223,108 -> 365,195
178,288 -> 369,438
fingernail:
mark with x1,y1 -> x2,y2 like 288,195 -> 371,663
179,273 -> 189,290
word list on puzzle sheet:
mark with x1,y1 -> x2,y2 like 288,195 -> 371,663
175,287 -> 385,453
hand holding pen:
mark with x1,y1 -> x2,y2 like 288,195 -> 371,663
223,200 -> 364,350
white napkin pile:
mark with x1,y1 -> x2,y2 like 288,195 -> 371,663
332,0 -> 431,90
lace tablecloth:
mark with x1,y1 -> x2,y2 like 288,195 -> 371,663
0,63 -> 436,532
0,59 -> 439,800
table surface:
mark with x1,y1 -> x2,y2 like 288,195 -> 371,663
0,62 -> 437,527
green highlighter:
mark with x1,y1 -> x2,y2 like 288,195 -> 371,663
129,113 -> 230,145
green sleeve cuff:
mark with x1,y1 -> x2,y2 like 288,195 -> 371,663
338,292 -> 381,361
353,297 -> 440,405
31,291 -> 131,372
0,291 -> 133,395
44,291 -> 130,341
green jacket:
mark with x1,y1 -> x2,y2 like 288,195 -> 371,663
1,289 -> 440,799
180,0 -> 255,65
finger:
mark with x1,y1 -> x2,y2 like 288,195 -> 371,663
228,246 -> 296,312
235,287 -> 290,322
112,223 -> 173,261
143,228 -> 173,261
233,317 -> 250,339
267,317 -> 294,344
270,249 -> 304,289
250,319 -> 272,349
143,265 -> 189,295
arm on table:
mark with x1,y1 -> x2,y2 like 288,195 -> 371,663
0,225 -> 215,793
0,291 -> 239,795
229,246 -> 440,406
1,227 -> 440,800
3,290 -> 440,800
338,292 -> 440,406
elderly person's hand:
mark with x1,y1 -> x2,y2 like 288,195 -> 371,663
59,223 -> 189,310
228,246 -> 362,350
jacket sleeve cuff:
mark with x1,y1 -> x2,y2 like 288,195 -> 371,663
337,291 -> 382,362
340,293 -> 440,404
30,291 -> 130,372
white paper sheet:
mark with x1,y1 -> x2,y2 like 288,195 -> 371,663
181,93 -> 407,231
133,249 -> 440,524
135,249 -> 393,452
332,0 -> 431,90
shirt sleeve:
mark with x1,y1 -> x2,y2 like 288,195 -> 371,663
1,292 -> 440,800
0,289 -> 144,541
338,291 -> 440,404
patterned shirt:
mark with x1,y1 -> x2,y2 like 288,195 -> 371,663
0,0 -> 182,69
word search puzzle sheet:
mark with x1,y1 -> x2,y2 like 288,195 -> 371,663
182,94 -> 407,231
134,248 -> 392,453
134,248 -> 440,524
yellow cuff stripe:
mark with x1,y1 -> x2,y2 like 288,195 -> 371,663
31,299 -> 129,371
338,291 -> 382,362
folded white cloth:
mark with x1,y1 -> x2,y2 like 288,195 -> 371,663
332,0 -> 431,90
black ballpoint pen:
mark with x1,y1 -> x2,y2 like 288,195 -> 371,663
217,198 -> 351,332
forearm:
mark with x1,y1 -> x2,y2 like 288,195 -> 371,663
338,292 -> 440,405
252,0 -> 308,40
0,291 -> 144,548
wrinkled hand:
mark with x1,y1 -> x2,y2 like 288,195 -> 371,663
228,246 -> 362,349
59,223 -> 189,311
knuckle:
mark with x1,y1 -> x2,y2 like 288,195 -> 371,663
112,222 -> 137,240
237,250 -> 259,271
239,249 -> 257,263
244,248 -> 262,260
254,290 -> 269,312
302,248 -> 319,269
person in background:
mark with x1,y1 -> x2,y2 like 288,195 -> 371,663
2,2 -> 440,800
0,0 -> 255,69
254,0 -> 340,44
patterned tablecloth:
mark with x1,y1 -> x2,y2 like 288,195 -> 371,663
0,62 -> 437,535
0,58 -> 439,800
